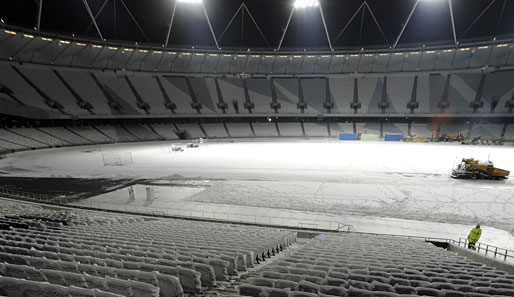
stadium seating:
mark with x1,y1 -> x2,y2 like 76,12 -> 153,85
0,198 -> 295,297
201,123 -> 229,138
328,123 -> 354,136
123,125 -> 163,141
2,60 -> 514,119
39,127 -> 92,145
226,123 -> 254,138
303,123 -> 329,137
238,233 -> 514,297
278,123 -> 304,137
0,128 -> 51,149
96,126 -> 139,143
252,123 -> 279,137
150,124 -> 180,140
174,124 -> 205,139
69,127 -> 114,144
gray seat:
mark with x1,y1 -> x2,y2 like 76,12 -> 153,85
239,284 -> 267,297
320,285 -> 347,296
250,278 -> 274,288
0,277 -> 26,297
129,280 -> 160,297
415,287 -> 443,297
267,287 -> 290,297
156,273 -> 184,297
274,280 -> 298,291
41,269 -> 68,286
298,280 -> 320,294
67,285 -> 95,297
106,276 -> 134,296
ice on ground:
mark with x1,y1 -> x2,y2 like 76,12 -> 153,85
1,140 -> 514,249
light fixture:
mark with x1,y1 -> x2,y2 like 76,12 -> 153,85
178,0 -> 202,3
294,0 -> 319,8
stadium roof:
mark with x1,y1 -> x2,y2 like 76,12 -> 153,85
1,0 -> 513,51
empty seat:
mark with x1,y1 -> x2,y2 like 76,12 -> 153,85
129,280 -> 160,297
41,269 -> 68,286
67,285 -> 95,297
250,278 -> 274,287
106,276 -> 134,296
239,284 -> 267,297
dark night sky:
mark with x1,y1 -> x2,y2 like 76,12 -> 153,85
1,0 -> 513,50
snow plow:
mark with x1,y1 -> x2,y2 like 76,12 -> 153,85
452,158 -> 509,180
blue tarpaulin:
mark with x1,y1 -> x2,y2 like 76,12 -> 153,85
385,134 -> 404,141
339,134 -> 358,140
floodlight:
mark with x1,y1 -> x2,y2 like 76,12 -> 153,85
178,0 -> 202,3
294,0 -> 319,8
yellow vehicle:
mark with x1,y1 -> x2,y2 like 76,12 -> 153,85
452,158 -> 510,180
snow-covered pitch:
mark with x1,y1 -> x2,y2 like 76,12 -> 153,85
1,139 -> 513,249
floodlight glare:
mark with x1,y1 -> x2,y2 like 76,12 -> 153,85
178,0 -> 202,4
294,0 -> 319,8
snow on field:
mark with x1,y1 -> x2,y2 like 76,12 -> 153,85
1,140 -> 514,249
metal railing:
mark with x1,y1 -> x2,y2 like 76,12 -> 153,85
81,200 -> 353,232
0,187 -> 68,204
2,187 -> 512,263
451,237 -> 514,262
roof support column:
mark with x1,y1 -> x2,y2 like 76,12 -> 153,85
277,8 -> 295,52
393,0 -> 419,49
448,0 -> 457,45
36,0 -> 43,31
318,4 -> 333,51
82,0 -> 104,40
164,1 -> 178,47
201,2 -> 220,50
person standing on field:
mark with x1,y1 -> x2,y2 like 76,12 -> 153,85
467,224 -> 482,250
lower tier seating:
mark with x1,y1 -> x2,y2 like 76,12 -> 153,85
0,198 -> 295,297
238,234 -> 513,297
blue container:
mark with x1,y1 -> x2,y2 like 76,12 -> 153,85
339,134 -> 358,141
385,134 -> 403,141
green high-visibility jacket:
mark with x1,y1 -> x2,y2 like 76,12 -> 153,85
468,227 -> 482,243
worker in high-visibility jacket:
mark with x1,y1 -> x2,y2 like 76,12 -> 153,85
467,224 -> 482,249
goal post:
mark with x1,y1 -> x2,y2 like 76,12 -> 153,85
102,152 -> 133,166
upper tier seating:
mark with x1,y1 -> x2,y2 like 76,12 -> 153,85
201,124 -> 229,138
226,123 -> 254,138
3,61 -> 514,117
239,233 -> 514,297
0,198 -> 295,297
252,123 -> 279,137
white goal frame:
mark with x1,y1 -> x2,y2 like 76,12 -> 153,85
102,152 -> 133,166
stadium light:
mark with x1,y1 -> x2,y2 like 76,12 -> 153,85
178,0 -> 202,4
294,0 -> 319,8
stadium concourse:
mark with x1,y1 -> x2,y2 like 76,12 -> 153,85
2,0 -> 514,296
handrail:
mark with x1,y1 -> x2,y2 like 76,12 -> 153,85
449,237 -> 514,262
85,200 -> 352,232
0,187 -> 66,204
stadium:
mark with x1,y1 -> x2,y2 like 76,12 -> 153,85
1,0 -> 514,296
